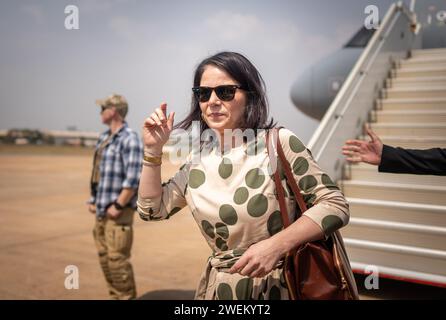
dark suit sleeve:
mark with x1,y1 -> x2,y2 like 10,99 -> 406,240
378,144 -> 446,176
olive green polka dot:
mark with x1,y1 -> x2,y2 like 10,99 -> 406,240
303,193 -> 317,207
235,278 -> 254,300
217,283 -> 233,300
321,174 -> 340,190
289,135 -> 305,153
201,220 -> 215,239
245,168 -> 265,189
267,211 -> 283,236
269,285 -> 281,300
218,158 -> 233,179
215,222 -> 229,239
216,237 -> 227,250
221,254 -> 233,260
247,194 -> 268,217
234,187 -> 249,205
226,260 -> 235,268
292,157 -> 309,176
189,169 -> 205,188
322,215 -> 344,235
298,175 -> 318,192
219,204 -> 238,225
233,248 -> 245,256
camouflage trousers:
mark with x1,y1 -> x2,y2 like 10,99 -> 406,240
93,208 -> 136,300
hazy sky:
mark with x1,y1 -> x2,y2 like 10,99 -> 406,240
0,0 -> 396,143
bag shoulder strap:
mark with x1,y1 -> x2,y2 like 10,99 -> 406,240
266,127 -> 308,228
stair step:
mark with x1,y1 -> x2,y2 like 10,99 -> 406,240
372,110 -> 446,123
341,180 -> 446,206
345,198 -> 446,227
370,123 -> 446,136
343,238 -> 446,278
388,77 -> 446,88
378,98 -> 446,110
400,56 -> 446,68
412,48 -> 446,58
345,163 -> 446,186
393,66 -> 446,78
342,217 -> 446,251
373,135 -> 446,149
389,75 -> 446,84
384,87 -> 446,99
389,84 -> 446,90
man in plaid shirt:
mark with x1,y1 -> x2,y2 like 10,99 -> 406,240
88,93 -> 143,299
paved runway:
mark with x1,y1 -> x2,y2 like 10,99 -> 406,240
0,146 -> 444,299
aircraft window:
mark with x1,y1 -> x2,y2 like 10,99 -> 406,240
344,26 -> 376,48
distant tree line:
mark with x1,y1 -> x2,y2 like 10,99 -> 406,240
0,129 -> 97,147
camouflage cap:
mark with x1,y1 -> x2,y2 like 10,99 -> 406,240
95,93 -> 128,118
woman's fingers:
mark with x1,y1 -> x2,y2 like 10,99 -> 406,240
150,112 -> 163,126
239,261 -> 258,277
250,268 -> 266,278
166,111 -> 175,131
160,102 -> 167,118
143,104 -> 173,146
229,255 -> 247,274
144,116 -> 156,128
155,108 -> 166,124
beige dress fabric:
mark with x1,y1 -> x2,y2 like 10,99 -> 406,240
137,128 -> 350,300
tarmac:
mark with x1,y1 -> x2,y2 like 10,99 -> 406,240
0,145 -> 444,300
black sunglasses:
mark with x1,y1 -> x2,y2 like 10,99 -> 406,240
192,85 -> 244,102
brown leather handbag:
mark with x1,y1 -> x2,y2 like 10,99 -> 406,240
266,128 -> 359,300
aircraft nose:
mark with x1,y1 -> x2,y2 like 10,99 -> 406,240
290,67 -> 314,118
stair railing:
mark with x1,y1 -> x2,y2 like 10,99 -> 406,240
307,2 -> 419,181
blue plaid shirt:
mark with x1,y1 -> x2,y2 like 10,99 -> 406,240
90,122 -> 143,217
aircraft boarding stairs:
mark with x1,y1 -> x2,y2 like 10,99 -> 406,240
340,47 -> 446,287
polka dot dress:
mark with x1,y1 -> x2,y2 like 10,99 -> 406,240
137,128 -> 350,300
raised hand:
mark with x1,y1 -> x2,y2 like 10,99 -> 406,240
142,103 -> 175,153
342,125 -> 383,165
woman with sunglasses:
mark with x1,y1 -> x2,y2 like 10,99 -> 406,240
137,52 -> 350,300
